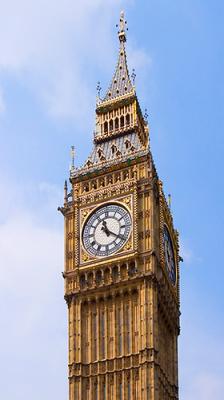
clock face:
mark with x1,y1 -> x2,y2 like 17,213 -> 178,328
82,203 -> 132,257
163,225 -> 176,285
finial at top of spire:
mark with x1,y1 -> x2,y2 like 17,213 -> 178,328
117,10 -> 127,42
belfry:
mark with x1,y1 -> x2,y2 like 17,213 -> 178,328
60,11 -> 180,400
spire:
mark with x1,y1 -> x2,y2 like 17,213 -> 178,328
103,11 -> 135,102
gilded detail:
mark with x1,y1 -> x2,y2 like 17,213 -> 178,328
60,11 -> 180,400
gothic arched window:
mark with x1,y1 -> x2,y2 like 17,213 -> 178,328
126,113 -> 130,125
109,119 -> 113,132
104,121 -> 108,134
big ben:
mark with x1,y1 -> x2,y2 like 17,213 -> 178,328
59,11 -> 180,400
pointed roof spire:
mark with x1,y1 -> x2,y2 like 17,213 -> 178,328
103,11 -> 135,102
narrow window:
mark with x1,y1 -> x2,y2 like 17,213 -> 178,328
108,306 -> 113,358
115,117 -> 119,130
92,310 -> 97,361
120,116 -> 124,128
100,310 -> 105,359
109,119 -> 113,132
117,307 -> 122,355
126,305 -> 130,354
81,303 -> 88,363
104,121 -> 108,134
133,301 -> 138,352
126,114 -> 130,125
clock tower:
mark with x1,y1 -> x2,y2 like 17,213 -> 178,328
60,11 -> 180,400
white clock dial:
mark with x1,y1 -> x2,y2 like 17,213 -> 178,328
82,203 -> 132,257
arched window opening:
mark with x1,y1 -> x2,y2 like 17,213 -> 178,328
80,274 -> 86,289
126,114 -> 130,126
115,117 -> 119,130
95,270 -> 102,285
128,262 -> 136,277
125,139 -> 131,149
97,148 -> 103,158
120,264 -> 127,280
120,116 -> 124,128
109,119 -> 113,132
104,268 -> 110,284
104,121 -> 108,134
112,266 -> 119,282
111,144 -> 117,155
87,272 -> 93,287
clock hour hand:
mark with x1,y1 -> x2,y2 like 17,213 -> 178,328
101,220 -> 110,237
101,220 -> 126,240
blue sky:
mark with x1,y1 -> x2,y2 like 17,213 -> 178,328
0,1 -> 223,399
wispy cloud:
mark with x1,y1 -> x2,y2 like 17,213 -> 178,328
0,176 -> 65,399
0,1 -> 150,122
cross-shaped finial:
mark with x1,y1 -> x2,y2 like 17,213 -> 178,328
96,81 -> 102,98
131,69 -> 136,85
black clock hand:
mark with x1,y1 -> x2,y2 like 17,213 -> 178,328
101,220 -> 126,240
106,229 -> 126,240
101,221 -> 110,237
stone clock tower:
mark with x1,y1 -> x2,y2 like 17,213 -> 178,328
59,11 -> 180,400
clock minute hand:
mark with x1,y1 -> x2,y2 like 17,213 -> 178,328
106,229 -> 126,240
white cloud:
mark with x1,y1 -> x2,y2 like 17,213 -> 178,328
0,177 -> 66,399
0,0 -> 150,122
0,1 -> 116,119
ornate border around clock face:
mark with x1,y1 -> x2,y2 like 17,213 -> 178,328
79,194 -> 134,265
